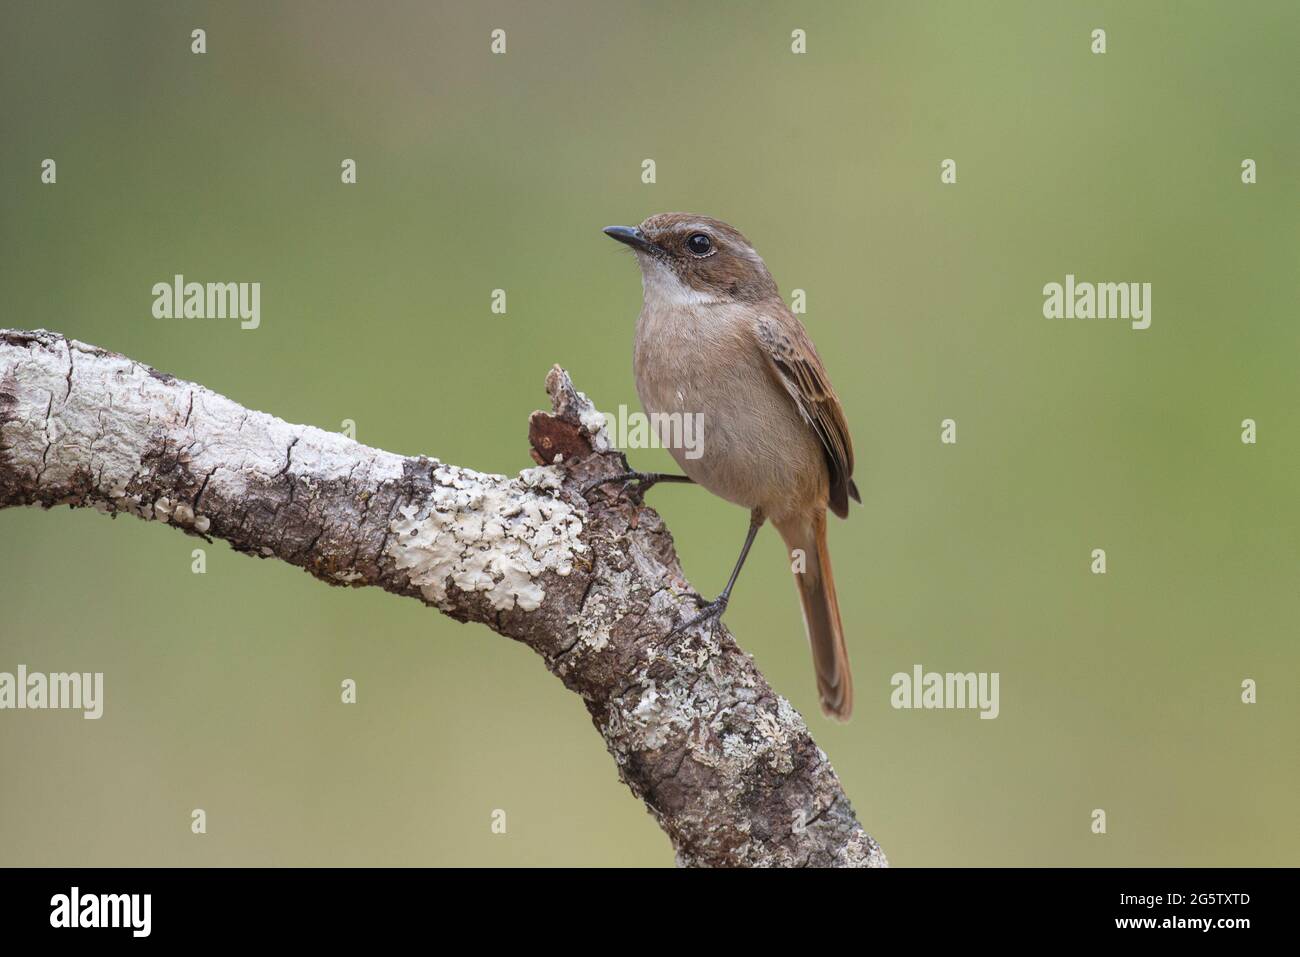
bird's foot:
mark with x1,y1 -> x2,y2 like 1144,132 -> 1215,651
582,469 -> 664,505
668,593 -> 729,638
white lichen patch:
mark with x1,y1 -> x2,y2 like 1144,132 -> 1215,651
567,592 -> 615,653
842,833 -> 890,868
0,332 -> 407,525
560,565 -> 643,664
608,620 -> 802,781
578,401 -> 612,451
387,463 -> 585,612
617,664 -> 723,753
517,465 -> 563,491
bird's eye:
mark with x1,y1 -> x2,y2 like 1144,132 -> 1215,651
686,233 -> 713,256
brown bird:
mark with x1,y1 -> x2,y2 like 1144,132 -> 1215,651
597,213 -> 859,719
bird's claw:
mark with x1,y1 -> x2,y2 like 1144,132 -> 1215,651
668,594 -> 729,638
582,470 -> 660,504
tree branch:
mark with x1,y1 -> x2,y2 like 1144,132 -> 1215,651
0,328 -> 886,868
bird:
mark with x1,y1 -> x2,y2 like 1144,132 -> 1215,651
595,213 -> 859,720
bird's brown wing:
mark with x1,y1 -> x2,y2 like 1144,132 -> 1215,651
755,315 -> 860,518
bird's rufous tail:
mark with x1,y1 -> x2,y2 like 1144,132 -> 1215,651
776,509 -> 852,720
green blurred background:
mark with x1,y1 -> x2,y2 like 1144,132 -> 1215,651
1,0 -> 1297,866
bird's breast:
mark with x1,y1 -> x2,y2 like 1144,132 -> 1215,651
632,300 -> 826,519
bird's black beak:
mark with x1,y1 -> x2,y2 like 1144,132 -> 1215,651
603,225 -> 661,255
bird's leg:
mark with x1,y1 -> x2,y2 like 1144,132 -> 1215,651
582,469 -> 693,504
669,511 -> 764,638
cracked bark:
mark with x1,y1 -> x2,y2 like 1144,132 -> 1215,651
0,328 -> 886,868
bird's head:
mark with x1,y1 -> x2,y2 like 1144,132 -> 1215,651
604,213 -> 778,305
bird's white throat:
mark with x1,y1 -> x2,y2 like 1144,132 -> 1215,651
637,254 -> 724,308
